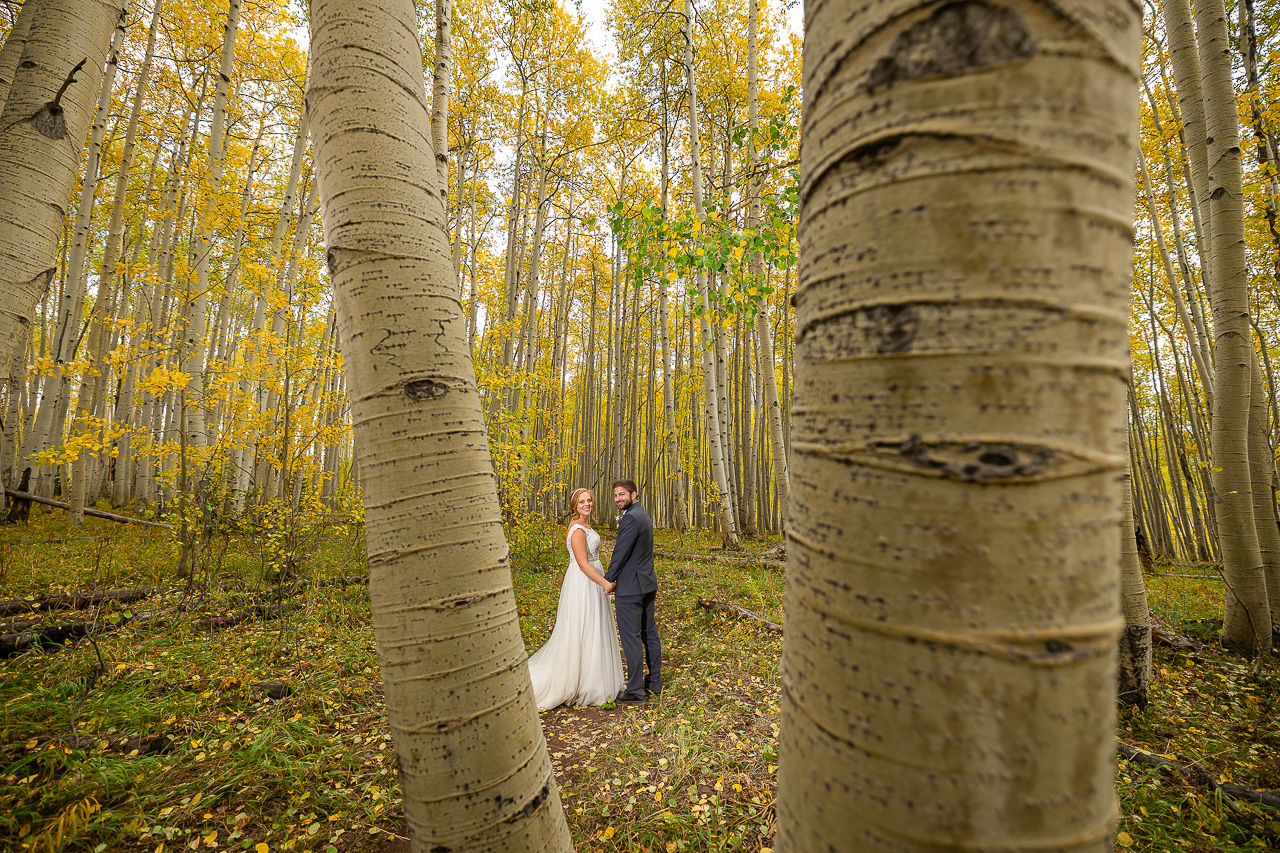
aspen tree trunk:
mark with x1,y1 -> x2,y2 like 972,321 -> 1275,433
0,0 -> 126,371
0,328 -> 27,491
65,18 -> 130,523
260,180 -> 319,503
1247,351 -> 1280,639
499,80 -> 529,372
1193,0 -> 1272,652
0,0 -> 38,114
747,0 -> 788,523
14,4 -> 127,501
658,74 -> 686,530
1138,152 -> 1212,404
714,145 -> 739,527
307,1 -> 571,850
1118,469 -> 1152,708
1240,0 -> 1280,287
181,0 -> 241,460
1140,81 -> 1214,374
207,125 -> 264,445
684,0 -> 737,548
781,1 -> 1139,849
430,0 -> 451,193
138,113 -> 197,509
106,0 -> 162,506
232,113 -> 309,511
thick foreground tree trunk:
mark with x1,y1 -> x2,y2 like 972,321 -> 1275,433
780,1 -> 1140,850
306,2 -> 571,852
0,0 -> 127,371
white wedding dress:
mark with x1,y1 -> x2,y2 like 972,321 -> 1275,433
527,524 -> 625,709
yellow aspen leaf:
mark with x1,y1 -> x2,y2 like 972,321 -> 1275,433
654,790 -> 662,802
255,845 -> 269,853
1116,831 -> 1133,847
203,830 -> 218,845
602,827 -> 615,840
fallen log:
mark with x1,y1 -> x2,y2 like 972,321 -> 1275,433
2,598 -> 300,657
656,549 -> 785,569
0,587 -> 156,617
2,489 -> 171,529
0,605 -> 182,657
0,620 -> 92,655
1148,609 -> 1197,650
696,598 -> 782,634
190,601 -> 300,631
1118,742 -> 1280,811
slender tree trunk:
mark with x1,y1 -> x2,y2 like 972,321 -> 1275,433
307,1 -> 572,849
430,0 -> 451,194
684,0 -> 737,548
1193,0 -> 1272,652
780,1 -> 1140,848
747,0 -> 788,525
180,0 -> 241,462
1247,351 -> 1280,641
1118,468 -> 1152,708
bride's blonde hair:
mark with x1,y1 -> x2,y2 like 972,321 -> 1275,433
567,488 -> 594,523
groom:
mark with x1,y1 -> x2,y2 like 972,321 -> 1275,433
605,479 -> 662,704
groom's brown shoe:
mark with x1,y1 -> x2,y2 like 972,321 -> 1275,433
615,691 -> 645,704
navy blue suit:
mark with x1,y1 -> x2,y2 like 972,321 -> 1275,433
605,503 -> 662,698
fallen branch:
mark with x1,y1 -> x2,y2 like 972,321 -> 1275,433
696,598 -> 782,634
657,549 -> 785,569
1148,609 -> 1196,650
1118,742 -> 1280,811
3,489 -> 171,529
1154,572 -> 1222,581
0,586 -> 156,617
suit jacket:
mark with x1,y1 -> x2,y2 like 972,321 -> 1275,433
605,503 -> 657,597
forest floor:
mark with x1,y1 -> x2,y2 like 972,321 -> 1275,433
0,511 -> 1276,852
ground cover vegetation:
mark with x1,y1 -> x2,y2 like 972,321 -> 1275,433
0,515 -> 1274,852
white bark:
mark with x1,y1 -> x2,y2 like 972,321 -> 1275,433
180,0 -> 241,458
684,0 -> 737,548
307,0 -> 572,849
781,0 -> 1140,848
0,0 -> 126,371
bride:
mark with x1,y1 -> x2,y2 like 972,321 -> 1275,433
526,488 -> 625,709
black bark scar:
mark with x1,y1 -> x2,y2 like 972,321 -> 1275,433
865,1 -> 1036,94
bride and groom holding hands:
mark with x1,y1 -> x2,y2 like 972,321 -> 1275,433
527,479 -> 663,710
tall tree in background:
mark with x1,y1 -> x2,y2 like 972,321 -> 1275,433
780,1 -> 1140,850
306,0 -> 572,850
684,0 -> 738,548
1194,0 -> 1273,652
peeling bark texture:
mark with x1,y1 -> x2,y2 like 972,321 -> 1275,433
781,0 -> 1140,850
306,1 -> 571,851
0,0 -> 126,371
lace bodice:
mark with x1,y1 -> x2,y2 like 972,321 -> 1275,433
567,524 -> 602,564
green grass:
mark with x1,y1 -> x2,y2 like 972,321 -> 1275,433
0,515 -> 1276,851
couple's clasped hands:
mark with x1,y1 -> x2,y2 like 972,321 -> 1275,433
603,580 -> 617,595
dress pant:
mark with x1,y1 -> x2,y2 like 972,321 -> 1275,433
614,590 -> 662,698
